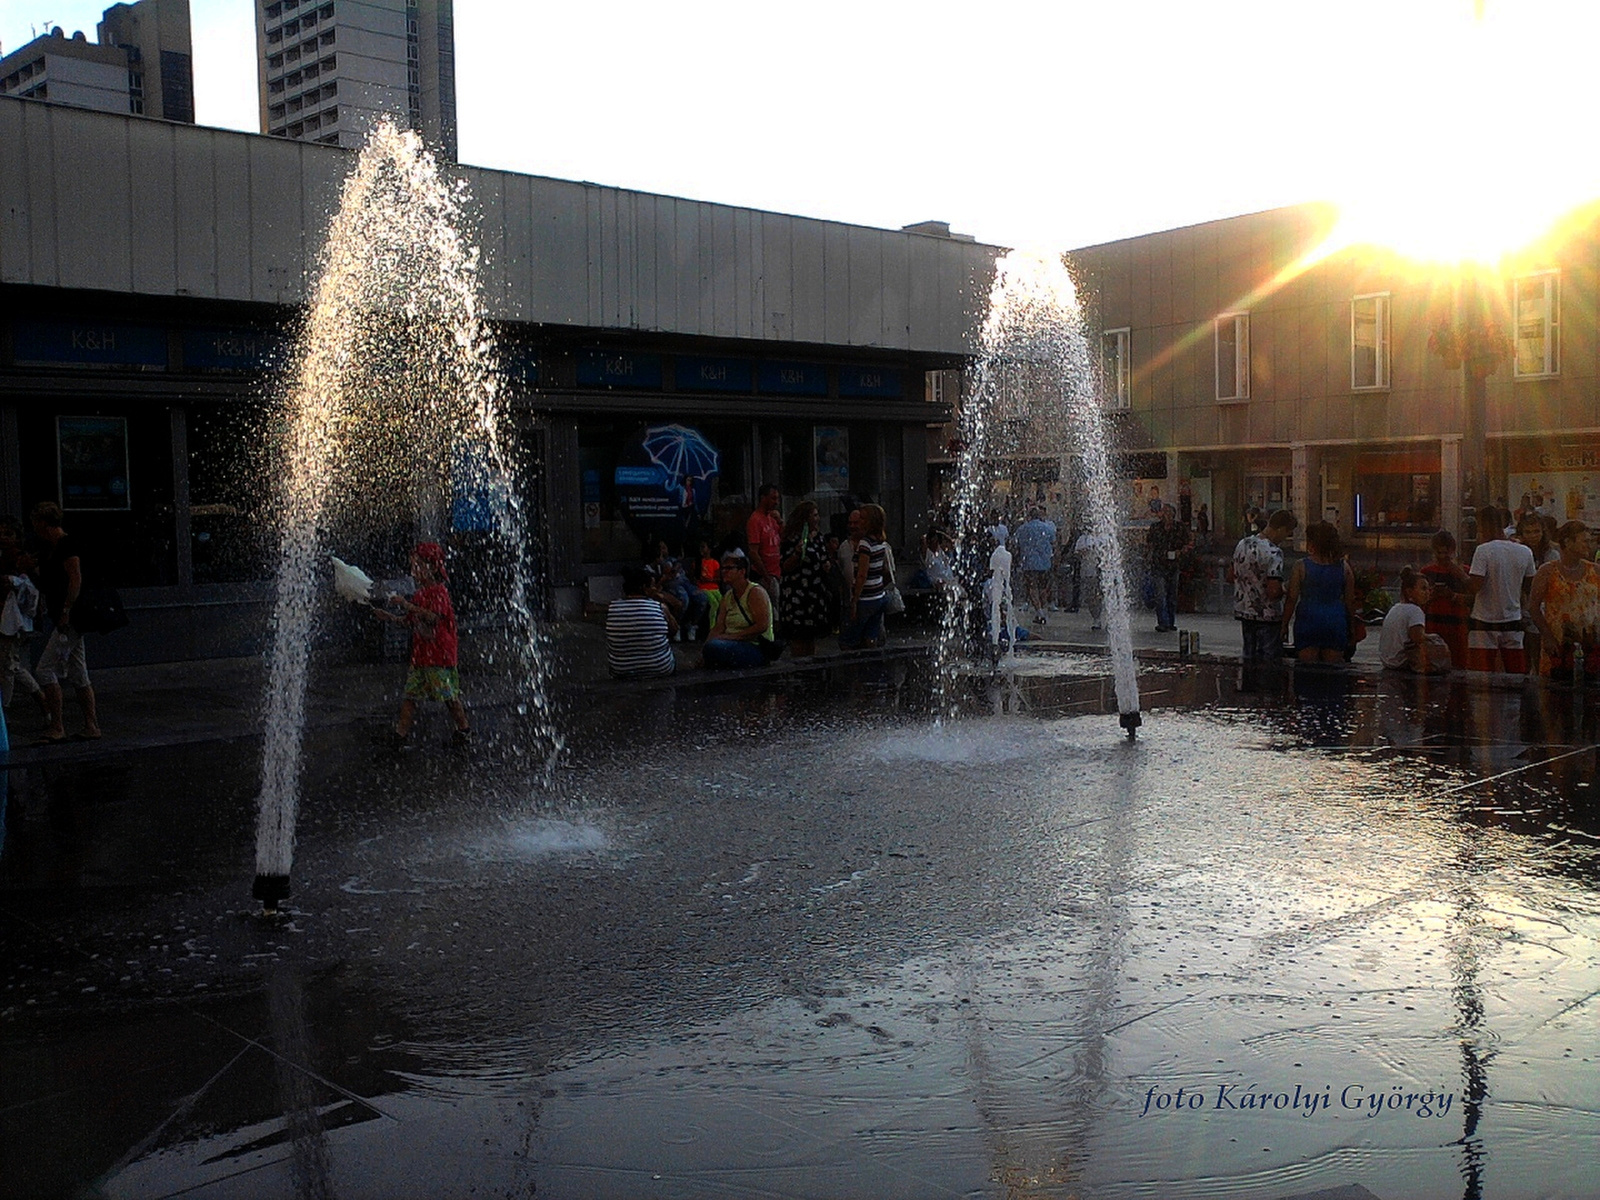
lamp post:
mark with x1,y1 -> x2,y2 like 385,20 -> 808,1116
1430,269 -> 1509,536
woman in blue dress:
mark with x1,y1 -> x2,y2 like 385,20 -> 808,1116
1283,521 -> 1356,663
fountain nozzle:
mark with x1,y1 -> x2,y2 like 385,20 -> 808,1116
253,873 -> 291,915
1119,710 -> 1142,740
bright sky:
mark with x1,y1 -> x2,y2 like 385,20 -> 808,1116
4,0 -> 1599,258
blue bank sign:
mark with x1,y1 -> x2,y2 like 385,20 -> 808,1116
13,321 -> 167,369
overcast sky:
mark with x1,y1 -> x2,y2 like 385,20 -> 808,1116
5,0 -> 1598,255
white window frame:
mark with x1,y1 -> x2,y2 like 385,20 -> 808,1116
1350,292 -> 1391,391
1215,312 -> 1249,402
1513,270 -> 1560,378
1102,327 -> 1131,410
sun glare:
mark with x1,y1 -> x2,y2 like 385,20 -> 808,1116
1322,0 -> 1600,266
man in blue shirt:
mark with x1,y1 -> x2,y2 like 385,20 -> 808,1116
1014,506 -> 1058,622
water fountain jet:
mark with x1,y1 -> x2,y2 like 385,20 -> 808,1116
935,250 -> 1140,729
251,122 -> 556,912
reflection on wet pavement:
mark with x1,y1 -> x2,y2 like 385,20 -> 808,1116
3,661 -> 1598,1199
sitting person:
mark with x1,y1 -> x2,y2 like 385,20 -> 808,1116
1379,566 -> 1451,673
605,565 -> 677,679
655,555 -> 708,640
702,549 -> 776,668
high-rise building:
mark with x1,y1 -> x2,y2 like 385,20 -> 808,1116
256,0 -> 457,160
0,0 -> 194,122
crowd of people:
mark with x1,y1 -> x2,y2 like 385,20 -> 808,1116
1231,503 -> 1600,680
605,488 -> 902,679
603,484 -> 1600,686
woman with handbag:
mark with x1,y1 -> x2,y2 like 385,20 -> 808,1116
840,503 -> 891,650
702,550 -> 778,669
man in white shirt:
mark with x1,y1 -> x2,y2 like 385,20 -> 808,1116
1467,505 -> 1537,673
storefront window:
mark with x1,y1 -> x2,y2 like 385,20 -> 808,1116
578,419 -> 751,563
187,402 -> 275,584
19,404 -> 177,588
1352,451 -> 1440,531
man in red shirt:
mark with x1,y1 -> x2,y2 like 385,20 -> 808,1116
745,484 -> 783,607
376,541 -> 470,746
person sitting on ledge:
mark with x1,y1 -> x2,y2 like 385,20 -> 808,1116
605,565 -> 677,680
702,549 -> 776,669
1379,567 -> 1451,673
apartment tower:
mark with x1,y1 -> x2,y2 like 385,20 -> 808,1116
256,0 -> 457,159
0,0 -> 194,121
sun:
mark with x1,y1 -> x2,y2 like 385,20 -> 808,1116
1322,0 -> 1600,266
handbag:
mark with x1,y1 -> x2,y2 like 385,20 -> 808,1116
74,582 -> 129,635
883,545 -> 905,615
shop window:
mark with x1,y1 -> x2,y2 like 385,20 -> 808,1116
577,420 -> 751,564
1215,313 -> 1249,402
1103,327 -> 1131,409
1351,293 -> 1390,390
19,408 -> 176,588
1244,473 -> 1291,517
1514,271 -> 1559,377
1352,451 -> 1441,531
187,403 -> 275,585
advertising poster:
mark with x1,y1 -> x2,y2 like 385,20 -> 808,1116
57,416 -> 131,511
814,426 -> 849,496
1507,471 -> 1600,525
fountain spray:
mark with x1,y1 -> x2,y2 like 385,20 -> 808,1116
934,251 -> 1140,731
253,122 -> 557,913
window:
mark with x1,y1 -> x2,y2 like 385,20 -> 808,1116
1102,327 -> 1131,409
1215,312 -> 1249,401
1514,271 -> 1559,377
1352,449 -> 1441,531
1351,293 -> 1390,390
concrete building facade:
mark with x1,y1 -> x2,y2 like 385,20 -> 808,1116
0,0 -> 194,122
257,0 -> 457,161
1069,202 -> 1600,560
0,97 -> 994,663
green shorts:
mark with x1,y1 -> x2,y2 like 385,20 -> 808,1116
404,666 -> 462,702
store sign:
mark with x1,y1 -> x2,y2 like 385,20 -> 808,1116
838,366 -> 902,398
758,360 -> 828,396
675,356 -> 752,393
14,321 -> 166,369
1536,449 -> 1600,470
499,343 -> 540,387
577,350 -> 662,389
182,327 -> 285,371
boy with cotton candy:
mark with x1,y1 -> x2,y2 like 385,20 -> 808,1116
372,542 -> 470,746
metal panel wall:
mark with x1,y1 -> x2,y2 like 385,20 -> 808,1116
0,97 -> 997,354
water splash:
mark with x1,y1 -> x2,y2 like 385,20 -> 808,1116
253,122 -> 559,907
934,250 -> 1139,725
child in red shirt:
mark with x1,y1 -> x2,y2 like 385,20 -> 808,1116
1420,529 -> 1471,672
376,542 -> 469,745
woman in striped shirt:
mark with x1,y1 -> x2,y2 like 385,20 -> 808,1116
840,503 -> 890,650
605,566 -> 677,679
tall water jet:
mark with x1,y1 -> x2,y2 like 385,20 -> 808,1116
934,250 -> 1140,730
253,122 -> 555,910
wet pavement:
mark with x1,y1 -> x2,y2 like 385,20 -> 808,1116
3,643 -> 1598,1199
